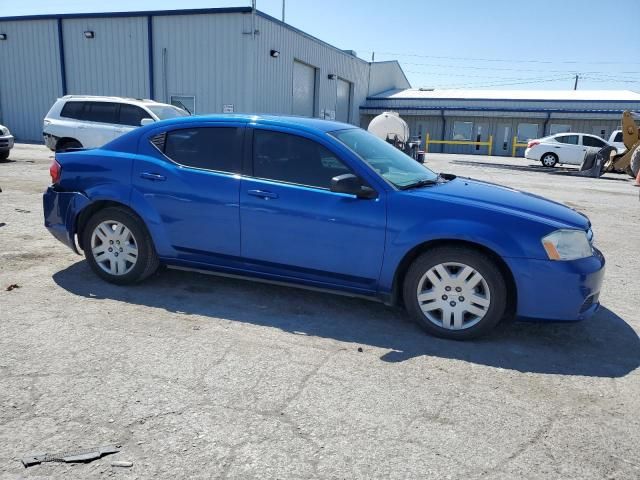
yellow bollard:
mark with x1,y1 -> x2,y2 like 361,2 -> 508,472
488,135 -> 493,156
512,135 -> 518,157
425,133 -> 430,153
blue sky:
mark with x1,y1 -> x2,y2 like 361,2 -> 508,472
4,0 -> 639,91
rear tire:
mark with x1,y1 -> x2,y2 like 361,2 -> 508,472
55,139 -> 82,152
82,207 -> 159,285
403,246 -> 508,340
540,153 -> 558,168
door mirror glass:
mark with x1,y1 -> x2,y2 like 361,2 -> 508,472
140,118 -> 155,127
330,173 -> 377,199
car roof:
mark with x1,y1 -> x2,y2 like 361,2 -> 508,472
61,95 -> 156,105
147,114 -> 356,133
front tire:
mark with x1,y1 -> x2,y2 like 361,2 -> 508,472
540,153 -> 558,168
403,246 -> 508,340
0,150 -> 9,160
82,207 -> 159,285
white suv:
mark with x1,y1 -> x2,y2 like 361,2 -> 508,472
43,96 -> 189,151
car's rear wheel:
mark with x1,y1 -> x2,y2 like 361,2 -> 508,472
540,153 -> 558,168
55,139 -> 82,152
82,207 -> 159,285
403,246 -> 507,340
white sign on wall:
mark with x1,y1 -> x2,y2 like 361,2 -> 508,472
223,104 -> 234,113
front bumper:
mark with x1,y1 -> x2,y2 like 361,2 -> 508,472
0,134 -> 14,151
43,186 -> 90,254
506,248 -> 605,321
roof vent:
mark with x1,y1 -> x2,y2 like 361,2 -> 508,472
342,49 -> 357,57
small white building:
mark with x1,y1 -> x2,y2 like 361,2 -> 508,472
361,89 -> 640,156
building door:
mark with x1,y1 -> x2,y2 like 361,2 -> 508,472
474,122 -> 490,155
292,60 -> 316,117
592,125 -> 608,140
336,78 -> 351,123
497,124 -> 511,157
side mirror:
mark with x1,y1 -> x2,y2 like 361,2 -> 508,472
140,118 -> 155,127
330,173 -> 377,199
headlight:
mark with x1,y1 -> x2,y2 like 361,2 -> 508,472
0,127 -> 7,136
541,229 -> 593,261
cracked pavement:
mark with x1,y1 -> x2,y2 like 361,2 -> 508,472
0,144 -> 639,479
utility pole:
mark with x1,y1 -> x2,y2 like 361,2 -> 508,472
282,0 -> 285,22
371,52 -> 375,62
574,74 -> 579,90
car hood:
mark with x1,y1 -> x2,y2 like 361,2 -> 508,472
407,176 -> 589,230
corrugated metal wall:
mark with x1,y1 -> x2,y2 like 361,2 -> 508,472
63,17 -> 150,98
152,13 -> 250,114
253,14 -> 369,125
0,19 -> 62,140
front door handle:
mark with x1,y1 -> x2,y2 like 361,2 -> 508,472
247,189 -> 278,199
140,172 -> 166,181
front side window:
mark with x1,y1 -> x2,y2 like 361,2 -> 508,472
119,104 -> 150,126
161,127 -> 241,173
517,123 -> 539,142
613,132 -> 623,142
452,121 -> 473,141
331,128 -> 438,189
582,136 -> 606,148
556,134 -> 579,145
253,130 -> 350,189
148,104 -> 190,120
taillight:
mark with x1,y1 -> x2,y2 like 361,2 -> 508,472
49,159 -> 62,184
527,140 -> 540,148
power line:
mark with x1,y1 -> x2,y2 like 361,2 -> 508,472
359,49 -> 640,65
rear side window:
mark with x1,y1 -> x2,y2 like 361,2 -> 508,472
582,136 -> 606,148
556,135 -> 579,145
119,104 -> 150,126
82,102 -> 119,124
60,101 -> 85,120
613,132 -> 623,142
161,127 -> 241,173
253,130 -> 350,189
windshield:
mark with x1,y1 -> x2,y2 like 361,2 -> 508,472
331,128 -> 438,188
147,105 -> 190,120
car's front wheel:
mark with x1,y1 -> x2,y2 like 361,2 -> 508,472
403,246 -> 508,340
82,207 -> 159,285
540,153 -> 558,168
0,151 -> 9,161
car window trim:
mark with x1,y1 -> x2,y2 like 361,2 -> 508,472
247,126 -> 370,194
147,124 -> 244,176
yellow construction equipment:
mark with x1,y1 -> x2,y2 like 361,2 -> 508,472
604,111 -> 640,177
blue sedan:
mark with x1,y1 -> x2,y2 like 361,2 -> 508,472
43,115 -> 605,340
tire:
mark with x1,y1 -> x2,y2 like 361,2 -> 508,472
540,153 -> 558,168
82,207 -> 159,285
55,139 -> 82,152
0,150 -> 9,160
403,246 -> 508,340
630,146 -> 640,178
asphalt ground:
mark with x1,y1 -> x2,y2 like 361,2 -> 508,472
1,144 -> 639,479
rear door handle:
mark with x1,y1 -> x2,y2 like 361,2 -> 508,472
247,189 -> 278,199
140,172 -> 166,181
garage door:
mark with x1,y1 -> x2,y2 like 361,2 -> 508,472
292,61 -> 316,117
336,79 -> 351,123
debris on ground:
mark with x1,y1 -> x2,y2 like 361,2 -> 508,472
111,460 -> 133,468
22,444 -> 120,467
6,284 -> 20,291
357,347 -> 363,353
14,208 -> 30,213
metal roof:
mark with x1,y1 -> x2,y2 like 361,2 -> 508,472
368,89 -> 640,102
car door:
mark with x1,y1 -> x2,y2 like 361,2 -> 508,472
131,123 -> 243,262
581,134 -> 608,155
553,134 -> 586,165
79,101 -> 121,147
115,103 -> 150,139
239,127 -> 386,291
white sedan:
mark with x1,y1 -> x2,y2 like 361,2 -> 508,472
525,133 -> 611,167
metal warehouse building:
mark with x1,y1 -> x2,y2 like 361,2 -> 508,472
361,89 -> 640,156
0,7 -> 410,141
